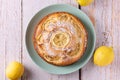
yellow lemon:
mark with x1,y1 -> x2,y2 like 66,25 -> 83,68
6,61 -> 24,80
76,0 -> 94,6
94,46 -> 114,66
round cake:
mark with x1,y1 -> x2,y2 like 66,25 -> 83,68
33,12 -> 87,66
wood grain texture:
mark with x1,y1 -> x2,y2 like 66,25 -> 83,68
0,0 -> 22,80
0,0 -> 5,80
22,0 -> 79,80
81,0 -> 120,80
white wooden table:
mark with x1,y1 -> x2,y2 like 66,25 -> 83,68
0,0 -> 120,80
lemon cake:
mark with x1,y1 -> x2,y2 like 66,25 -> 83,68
33,12 -> 87,66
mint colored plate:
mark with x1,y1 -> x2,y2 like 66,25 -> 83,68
25,4 -> 96,74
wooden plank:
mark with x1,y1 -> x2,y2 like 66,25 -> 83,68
0,0 -> 5,79
0,0 -> 22,80
57,0 -> 78,7
22,0 -> 79,80
112,0 -> 120,80
81,0 -> 120,80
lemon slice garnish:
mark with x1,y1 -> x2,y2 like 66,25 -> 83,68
51,31 -> 70,48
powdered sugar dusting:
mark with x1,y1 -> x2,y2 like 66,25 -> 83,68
44,43 -> 56,56
56,21 -> 76,34
42,31 -> 49,40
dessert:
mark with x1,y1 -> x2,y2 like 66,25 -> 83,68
33,12 -> 87,66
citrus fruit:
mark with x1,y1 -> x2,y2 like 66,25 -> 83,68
76,0 -> 94,6
51,31 -> 70,48
6,61 -> 24,80
94,46 -> 114,66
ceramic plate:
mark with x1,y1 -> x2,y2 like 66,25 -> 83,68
25,4 -> 96,74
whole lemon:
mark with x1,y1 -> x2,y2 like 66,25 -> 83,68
6,61 -> 24,80
76,0 -> 94,6
94,46 -> 114,66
